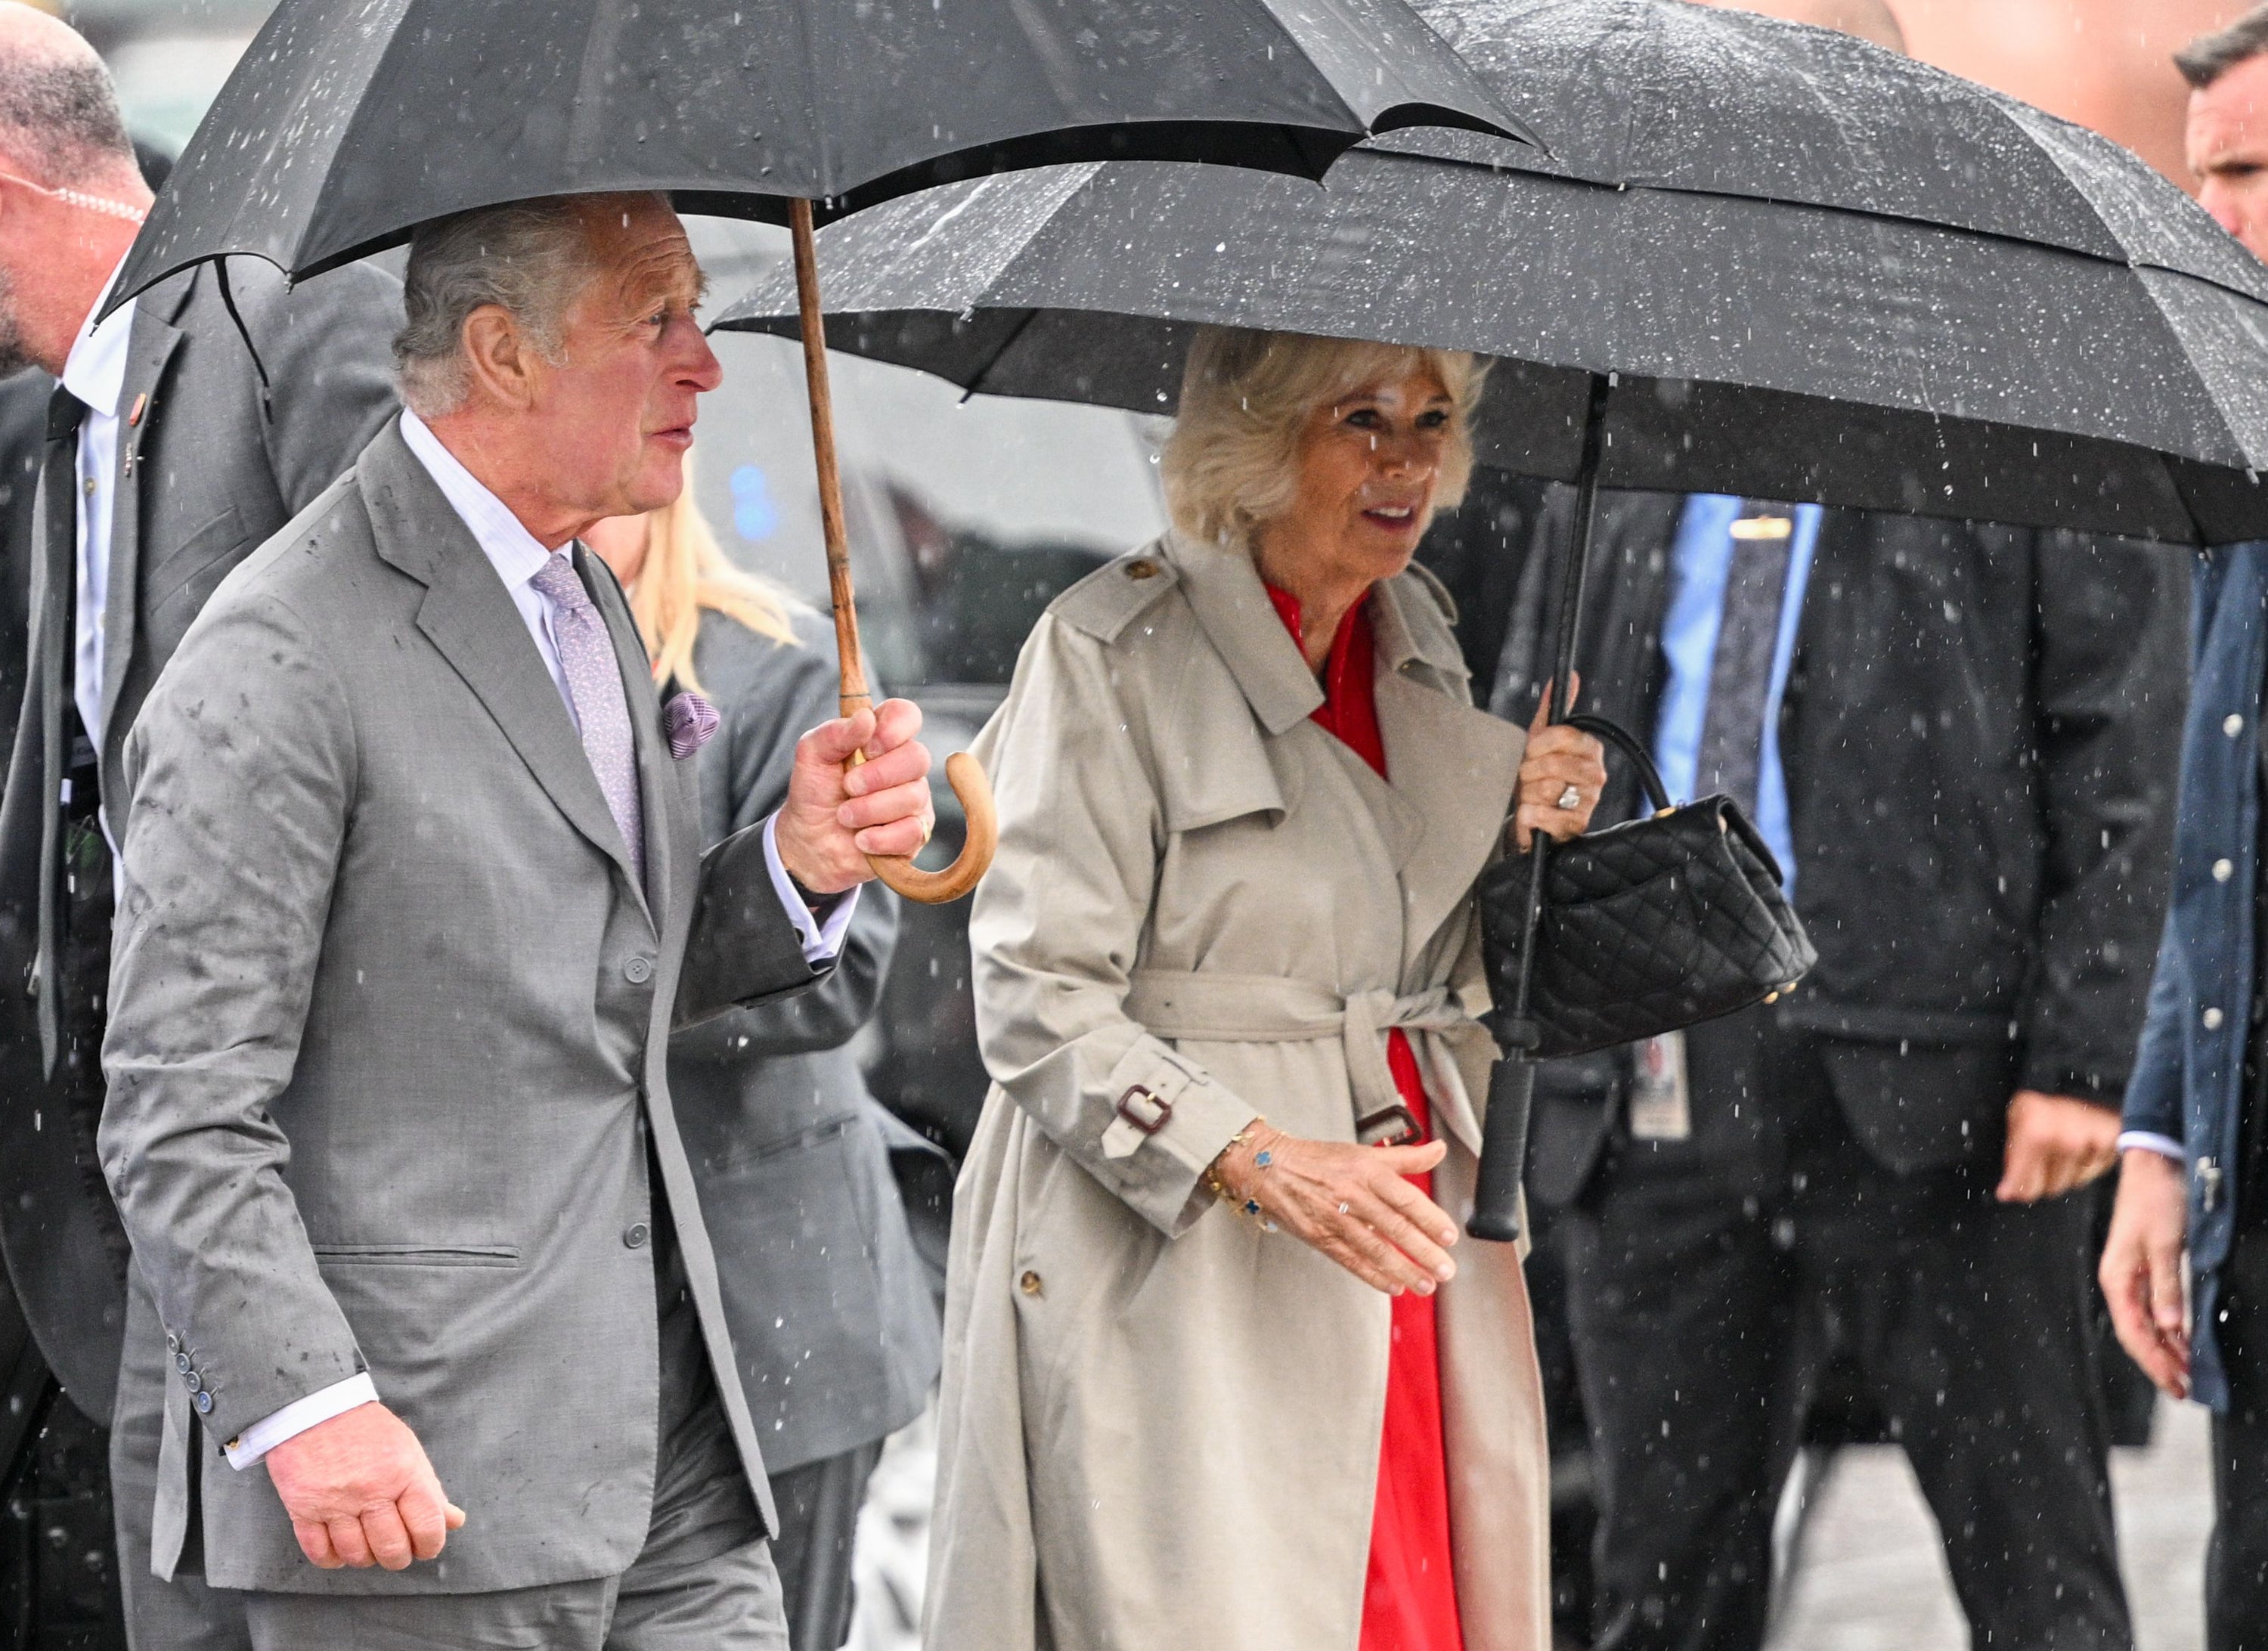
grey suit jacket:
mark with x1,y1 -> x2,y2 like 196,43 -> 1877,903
671,611 -> 943,1474
99,420 -> 817,1595
0,260 -> 398,1420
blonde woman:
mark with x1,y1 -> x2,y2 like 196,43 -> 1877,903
586,485 -> 941,1651
928,328 -> 1606,1650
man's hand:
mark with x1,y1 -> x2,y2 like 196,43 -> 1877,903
264,1402 -> 465,1571
2099,1147 -> 2192,1399
1996,1089 -> 2121,1203
776,698 -> 934,895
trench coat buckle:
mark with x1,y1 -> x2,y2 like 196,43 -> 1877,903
1114,1085 -> 1173,1135
1356,1103 -> 1424,1148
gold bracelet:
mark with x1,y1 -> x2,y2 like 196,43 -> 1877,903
1205,1120 -> 1270,1222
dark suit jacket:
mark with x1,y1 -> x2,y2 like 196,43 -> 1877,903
1427,476 -> 2187,1204
671,609 -> 943,1473
0,259 -> 398,1421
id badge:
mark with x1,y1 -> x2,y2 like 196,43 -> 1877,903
1628,1030 -> 1692,1141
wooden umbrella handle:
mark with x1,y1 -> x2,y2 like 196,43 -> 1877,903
792,198 -> 998,905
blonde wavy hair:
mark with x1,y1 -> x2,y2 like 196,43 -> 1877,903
1159,326 -> 1489,547
624,461 -> 802,692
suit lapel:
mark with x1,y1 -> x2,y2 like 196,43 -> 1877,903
97,297 -> 187,748
358,425 -> 652,922
582,544 -> 677,929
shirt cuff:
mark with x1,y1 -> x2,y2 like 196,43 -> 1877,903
225,1373 -> 379,1470
2118,1130 -> 2189,1166
762,813 -> 858,965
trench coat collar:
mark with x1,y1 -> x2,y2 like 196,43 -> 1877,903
1164,532 -> 1325,737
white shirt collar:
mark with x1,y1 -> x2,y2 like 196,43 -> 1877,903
397,407 -> 559,593
60,260 -> 135,420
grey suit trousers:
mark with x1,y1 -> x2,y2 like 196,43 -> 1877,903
144,1216 -> 787,1651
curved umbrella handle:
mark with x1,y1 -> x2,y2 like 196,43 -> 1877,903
866,749 -> 998,904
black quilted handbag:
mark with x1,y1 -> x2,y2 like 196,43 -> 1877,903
1478,714 -> 1817,1061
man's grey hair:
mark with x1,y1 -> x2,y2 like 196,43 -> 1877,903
0,28 -> 133,183
2180,6 -> 2268,90
395,198 -> 604,417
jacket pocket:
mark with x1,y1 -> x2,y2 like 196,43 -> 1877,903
309,1243 -> 521,1268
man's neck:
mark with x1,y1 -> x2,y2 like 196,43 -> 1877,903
418,409 -> 593,550
34,226 -> 136,377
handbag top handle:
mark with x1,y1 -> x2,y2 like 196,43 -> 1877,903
1562,714 -> 1674,816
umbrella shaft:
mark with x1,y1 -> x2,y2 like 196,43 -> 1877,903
790,198 -> 871,717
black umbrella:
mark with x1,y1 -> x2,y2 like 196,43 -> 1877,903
714,0 -> 2268,1235
107,0 -> 1525,903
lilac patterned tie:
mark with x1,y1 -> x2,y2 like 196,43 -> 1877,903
531,551 -> 644,884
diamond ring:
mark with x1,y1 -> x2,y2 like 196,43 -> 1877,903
1557,784 -> 1582,812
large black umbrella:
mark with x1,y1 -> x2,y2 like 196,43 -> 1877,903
714,0 -> 2268,1236
107,0 -> 1524,902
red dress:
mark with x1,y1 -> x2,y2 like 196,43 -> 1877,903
1267,586 -> 1466,1651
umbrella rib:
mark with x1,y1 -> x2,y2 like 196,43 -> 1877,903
962,309 -> 1045,402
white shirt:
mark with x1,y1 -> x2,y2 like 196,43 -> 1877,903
226,411 -> 857,1468
57,264 -> 136,821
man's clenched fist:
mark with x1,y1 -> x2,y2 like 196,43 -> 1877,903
264,1401 -> 465,1571
775,698 -> 934,894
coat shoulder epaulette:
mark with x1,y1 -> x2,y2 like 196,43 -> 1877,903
1048,546 -> 1183,645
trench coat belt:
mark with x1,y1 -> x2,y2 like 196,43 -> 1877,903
1122,969 -> 1486,1135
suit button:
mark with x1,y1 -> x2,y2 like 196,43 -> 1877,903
1019,1271 -> 1043,1296
174,1352 -> 190,1374
166,1334 -> 180,1354
194,1391 -> 212,1415
624,956 -> 653,984
624,1222 -> 650,1249
183,1371 -> 202,1394
2204,1007 -> 2226,1030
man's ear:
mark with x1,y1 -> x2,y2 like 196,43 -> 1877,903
460,305 -> 537,410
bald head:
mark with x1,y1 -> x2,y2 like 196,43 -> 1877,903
0,4 -> 135,188
1690,0 -> 1907,54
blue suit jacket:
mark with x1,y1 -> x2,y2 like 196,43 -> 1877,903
2126,542 -> 2265,1409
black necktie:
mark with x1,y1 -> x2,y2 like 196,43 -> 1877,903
34,384 -> 86,1075
1693,503 -> 1792,816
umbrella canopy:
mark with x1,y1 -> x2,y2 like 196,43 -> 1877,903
107,0 -> 1527,305
714,0 -> 2268,544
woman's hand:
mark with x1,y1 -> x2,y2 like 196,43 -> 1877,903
1208,1121 -> 1459,1295
1515,678 -> 1608,850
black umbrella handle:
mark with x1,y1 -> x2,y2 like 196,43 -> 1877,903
1468,372 -> 1612,1241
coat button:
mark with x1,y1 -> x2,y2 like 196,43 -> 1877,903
624,1222 -> 650,1249
2204,1007 -> 2226,1030
174,1352 -> 190,1374
1019,1270 -> 1043,1296
166,1333 -> 180,1354
183,1371 -> 202,1394
194,1391 -> 212,1415
1123,559 -> 1158,580
2228,714 -> 2247,738
2217,859 -> 2236,883
624,956 -> 653,984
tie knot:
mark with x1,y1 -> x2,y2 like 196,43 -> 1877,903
531,552 -> 593,614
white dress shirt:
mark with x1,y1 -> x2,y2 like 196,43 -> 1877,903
227,411 -> 856,1468
57,264 -> 137,824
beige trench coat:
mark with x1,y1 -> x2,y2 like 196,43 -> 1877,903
928,531 -> 1552,1651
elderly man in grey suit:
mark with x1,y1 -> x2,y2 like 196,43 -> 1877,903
0,11 -> 398,1646
95,188 -> 935,1649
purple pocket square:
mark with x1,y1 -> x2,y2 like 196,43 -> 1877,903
665,691 -> 720,759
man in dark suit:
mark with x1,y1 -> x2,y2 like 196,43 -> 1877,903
1431,478 -> 2183,1650
0,11 -> 399,1644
